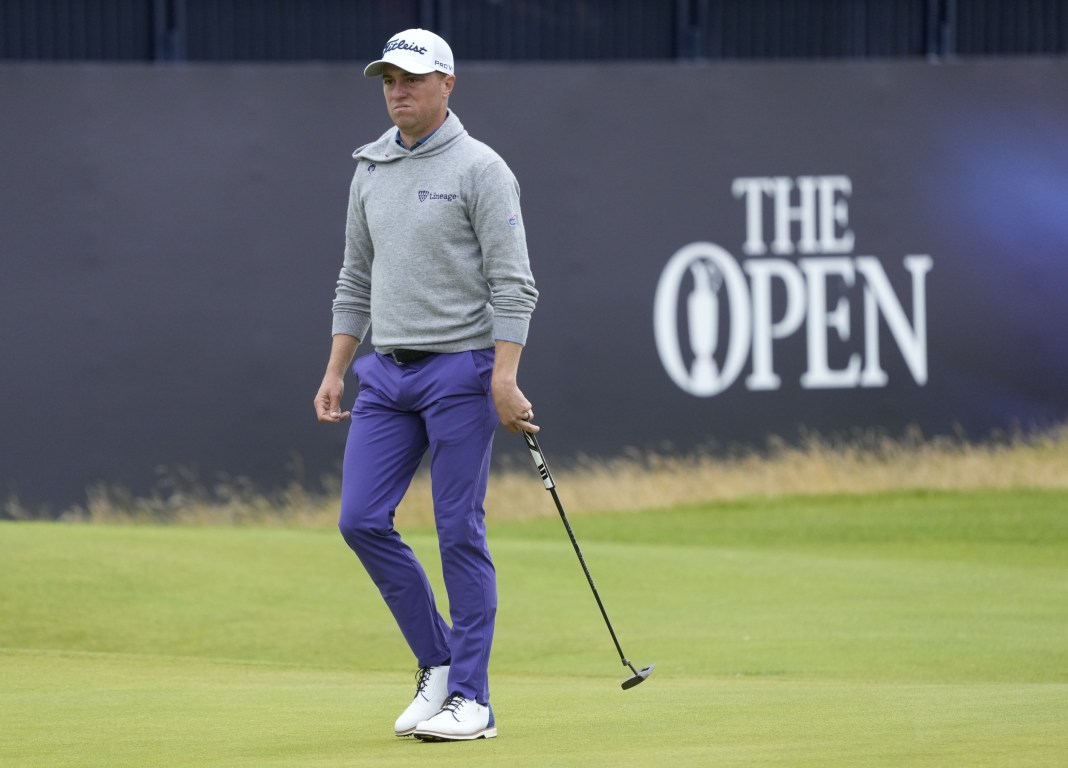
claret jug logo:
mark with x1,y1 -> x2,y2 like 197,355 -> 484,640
654,176 -> 933,397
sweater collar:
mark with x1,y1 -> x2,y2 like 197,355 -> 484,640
354,110 -> 466,163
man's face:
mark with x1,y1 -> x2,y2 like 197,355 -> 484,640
381,64 -> 454,140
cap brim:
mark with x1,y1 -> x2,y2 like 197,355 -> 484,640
363,58 -> 438,77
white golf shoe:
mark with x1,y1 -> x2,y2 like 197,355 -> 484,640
394,666 -> 450,737
413,693 -> 497,741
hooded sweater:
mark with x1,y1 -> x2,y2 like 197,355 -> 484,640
332,111 -> 538,353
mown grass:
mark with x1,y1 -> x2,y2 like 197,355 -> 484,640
2,488 -> 1067,767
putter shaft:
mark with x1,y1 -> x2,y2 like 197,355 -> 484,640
522,431 -> 653,687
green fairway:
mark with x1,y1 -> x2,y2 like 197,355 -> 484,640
2,489 -> 1067,767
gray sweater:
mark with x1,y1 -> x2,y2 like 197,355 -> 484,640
332,111 -> 538,353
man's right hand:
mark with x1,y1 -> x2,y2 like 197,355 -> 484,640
314,374 -> 350,422
315,334 -> 360,423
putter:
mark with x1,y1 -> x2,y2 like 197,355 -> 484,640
522,430 -> 656,690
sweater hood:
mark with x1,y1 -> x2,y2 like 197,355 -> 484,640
353,110 -> 468,163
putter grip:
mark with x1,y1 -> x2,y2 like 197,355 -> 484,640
522,431 -> 556,490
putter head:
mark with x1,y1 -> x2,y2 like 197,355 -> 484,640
621,663 -> 656,690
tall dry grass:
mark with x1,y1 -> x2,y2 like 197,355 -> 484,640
475,424 -> 1068,523
9,425 -> 1066,526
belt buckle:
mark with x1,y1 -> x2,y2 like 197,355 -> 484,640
390,348 -> 428,365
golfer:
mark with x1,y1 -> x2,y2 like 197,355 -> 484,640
313,28 -> 538,742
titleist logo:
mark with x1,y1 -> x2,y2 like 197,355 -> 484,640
384,39 -> 428,56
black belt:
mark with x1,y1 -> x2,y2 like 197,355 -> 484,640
389,348 -> 434,364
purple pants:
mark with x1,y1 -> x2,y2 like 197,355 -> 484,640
338,349 -> 499,705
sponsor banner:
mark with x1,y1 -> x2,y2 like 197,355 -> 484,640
482,59 -> 1068,460
2,60 -> 1066,509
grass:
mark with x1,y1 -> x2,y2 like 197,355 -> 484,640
2,488 -> 1067,766
10,423 -> 1065,526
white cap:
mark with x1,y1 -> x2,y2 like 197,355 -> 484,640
364,29 -> 454,77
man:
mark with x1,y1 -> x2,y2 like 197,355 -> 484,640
313,28 -> 538,742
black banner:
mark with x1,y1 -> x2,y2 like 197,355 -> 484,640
2,59 -> 1066,509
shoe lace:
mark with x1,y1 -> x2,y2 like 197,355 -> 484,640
414,666 -> 434,696
440,693 -> 466,715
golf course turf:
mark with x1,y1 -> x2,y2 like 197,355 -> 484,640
3,488 -> 1066,766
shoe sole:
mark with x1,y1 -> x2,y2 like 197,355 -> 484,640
395,728 -> 416,738
413,727 -> 498,742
